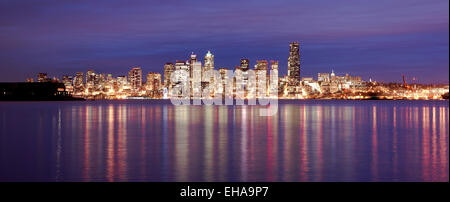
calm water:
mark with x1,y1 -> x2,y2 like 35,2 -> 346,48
0,100 -> 448,182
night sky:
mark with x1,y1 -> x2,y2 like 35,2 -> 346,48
0,0 -> 448,83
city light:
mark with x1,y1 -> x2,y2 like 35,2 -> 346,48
27,43 -> 449,100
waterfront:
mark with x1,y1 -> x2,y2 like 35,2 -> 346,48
0,100 -> 448,182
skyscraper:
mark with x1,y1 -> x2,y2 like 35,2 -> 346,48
62,75 -> 73,94
240,59 -> 249,71
287,42 -> 300,85
218,68 -> 229,97
86,70 -> 96,88
192,61 -> 202,98
74,72 -> 84,93
189,52 -> 197,78
203,51 -> 215,96
146,72 -> 162,98
255,60 -> 268,97
240,59 -> 250,97
128,67 -> 142,91
204,51 -> 214,73
270,60 -> 279,97
163,62 -> 175,89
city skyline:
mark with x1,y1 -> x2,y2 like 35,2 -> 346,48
0,0 -> 448,83
22,42 -> 448,101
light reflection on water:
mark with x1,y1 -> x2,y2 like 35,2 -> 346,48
0,100 -> 448,182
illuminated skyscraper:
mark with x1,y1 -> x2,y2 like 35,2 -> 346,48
73,72 -> 84,93
287,42 -> 300,85
255,60 -> 268,97
204,51 -> 214,72
203,51 -> 215,96
240,59 -> 249,71
192,61 -> 202,98
189,52 -> 197,78
86,70 -> 96,88
146,72 -> 162,98
62,75 -> 73,94
218,68 -> 229,97
270,60 -> 279,96
239,59 -> 250,97
128,67 -> 142,91
163,62 -> 175,89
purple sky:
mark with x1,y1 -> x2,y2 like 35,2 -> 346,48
0,0 -> 448,83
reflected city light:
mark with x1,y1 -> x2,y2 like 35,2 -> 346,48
0,100 -> 447,181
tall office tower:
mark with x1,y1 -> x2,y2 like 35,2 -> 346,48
189,52 -> 197,78
203,51 -> 215,96
174,60 -> 190,82
239,59 -> 250,96
255,60 -> 268,71
163,62 -> 175,89
175,60 -> 189,72
234,66 -> 243,98
270,60 -> 279,97
287,42 -> 300,85
86,70 -> 96,87
192,61 -> 202,98
146,72 -> 162,98
74,72 -> 84,91
62,75 -> 73,93
128,67 -> 142,91
270,60 -> 279,72
218,68 -> 229,96
37,73 -> 48,82
204,50 -> 214,73
240,59 -> 249,71
172,61 -> 190,97
255,60 -> 268,97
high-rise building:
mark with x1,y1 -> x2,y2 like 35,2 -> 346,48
128,67 -> 142,91
192,61 -> 202,98
270,60 -> 278,72
174,60 -> 190,84
239,59 -> 250,97
240,59 -> 249,71
270,60 -> 279,96
86,70 -> 96,87
204,51 -> 214,73
146,72 -> 162,98
163,62 -> 175,89
74,72 -> 84,92
255,60 -> 268,97
171,61 -> 190,97
218,68 -> 229,97
203,51 -> 215,97
287,42 -> 300,85
189,52 -> 197,78
62,75 -> 73,94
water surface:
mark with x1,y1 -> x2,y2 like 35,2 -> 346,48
0,100 -> 448,181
